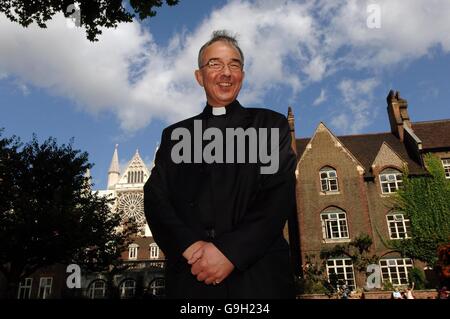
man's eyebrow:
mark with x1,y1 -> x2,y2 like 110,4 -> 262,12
207,58 -> 242,63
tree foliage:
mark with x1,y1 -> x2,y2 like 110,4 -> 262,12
0,131 -> 136,297
0,0 -> 180,41
391,153 -> 450,266
320,233 -> 378,272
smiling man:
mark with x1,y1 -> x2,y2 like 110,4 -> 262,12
144,30 -> 297,299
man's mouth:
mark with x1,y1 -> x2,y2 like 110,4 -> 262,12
218,82 -> 232,87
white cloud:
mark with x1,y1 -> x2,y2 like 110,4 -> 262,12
1,0 -> 450,132
332,77 -> 380,134
313,89 -> 327,106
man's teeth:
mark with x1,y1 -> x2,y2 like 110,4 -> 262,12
218,83 -> 232,87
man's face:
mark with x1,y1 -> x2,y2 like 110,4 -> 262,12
195,41 -> 245,107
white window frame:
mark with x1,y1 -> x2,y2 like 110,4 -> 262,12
88,280 -> 106,299
380,168 -> 403,194
380,258 -> 413,286
128,243 -> 139,260
149,243 -> 159,259
386,212 -> 411,239
149,278 -> 165,297
38,277 -> 53,299
326,258 -> 356,290
120,279 -> 136,299
321,209 -> 349,241
442,158 -> 450,179
17,278 -> 33,299
320,167 -> 339,192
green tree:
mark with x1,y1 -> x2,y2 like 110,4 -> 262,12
391,154 -> 450,266
320,233 -> 378,272
0,131 -> 136,298
0,0 -> 180,41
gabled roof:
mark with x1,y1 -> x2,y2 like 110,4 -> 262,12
117,149 -> 151,185
297,122 -> 364,174
296,132 -> 426,177
411,119 -> 450,150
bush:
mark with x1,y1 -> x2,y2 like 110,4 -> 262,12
408,267 -> 427,290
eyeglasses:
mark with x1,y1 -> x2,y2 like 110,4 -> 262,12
200,59 -> 243,72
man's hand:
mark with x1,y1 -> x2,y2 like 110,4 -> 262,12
182,240 -> 208,261
189,242 -> 235,285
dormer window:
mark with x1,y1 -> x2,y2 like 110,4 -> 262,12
149,243 -> 159,259
128,243 -> 139,260
379,168 -> 403,194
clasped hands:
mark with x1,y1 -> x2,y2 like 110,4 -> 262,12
182,240 -> 234,285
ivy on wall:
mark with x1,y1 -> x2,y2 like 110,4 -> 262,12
390,154 -> 450,266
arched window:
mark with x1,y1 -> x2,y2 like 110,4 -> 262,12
128,243 -> 139,260
119,279 -> 136,299
321,208 -> 349,240
386,212 -> 411,239
379,168 -> 403,194
319,167 -> 339,192
379,258 -> 413,286
87,280 -> 106,299
149,243 -> 159,259
127,170 -> 144,184
442,158 -> 450,179
148,278 -> 165,297
326,258 -> 355,290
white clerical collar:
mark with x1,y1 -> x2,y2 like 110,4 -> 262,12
212,106 -> 226,116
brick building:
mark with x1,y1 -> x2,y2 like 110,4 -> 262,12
291,90 -> 450,290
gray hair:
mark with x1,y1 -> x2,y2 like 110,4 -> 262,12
197,30 -> 244,68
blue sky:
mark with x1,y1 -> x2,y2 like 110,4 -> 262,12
1,0 -> 450,190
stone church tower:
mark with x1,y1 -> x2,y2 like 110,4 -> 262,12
98,144 -> 156,237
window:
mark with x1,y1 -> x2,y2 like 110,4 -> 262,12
88,280 -> 106,299
128,243 -> 139,260
380,258 -> 413,286
320,167 -> 339,192
149,278 -> 165,297
386,212 -> 411,239
120,279 -> 136,299
149,243 -> 159,259
321,208 -> 349,240
380,168 -> 403,194
127,170 -> 144,184
442,158 -> 450,179
17,278 -> 32,299
326,259 -> 356,290
38,277 -> 52,299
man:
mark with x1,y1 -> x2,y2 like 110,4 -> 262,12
144,30 -> 297,298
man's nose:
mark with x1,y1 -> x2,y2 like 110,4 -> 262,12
221,64 -> 232,76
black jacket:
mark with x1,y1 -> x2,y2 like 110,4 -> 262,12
144,100 -> 297,298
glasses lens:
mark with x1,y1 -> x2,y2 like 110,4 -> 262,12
209,61 -> 223,70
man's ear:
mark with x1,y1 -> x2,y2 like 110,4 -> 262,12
195,70 -> 204,87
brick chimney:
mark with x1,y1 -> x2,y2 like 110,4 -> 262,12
387,90 -> 410,141
287,106 -> 297,155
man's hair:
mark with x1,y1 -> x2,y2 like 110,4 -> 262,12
197,30 -> 244,68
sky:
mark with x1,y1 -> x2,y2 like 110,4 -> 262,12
1,0 -> 450,190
